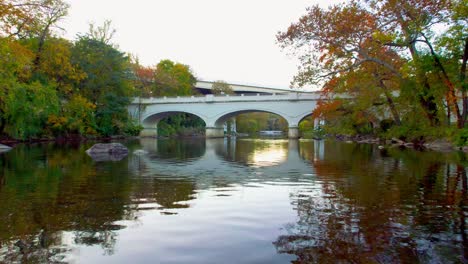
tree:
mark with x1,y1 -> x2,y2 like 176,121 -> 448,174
86,19 -> 116,45
211,80 -> 234,95
71,36 -> 135,136
3,81 -> 59,139
131,56 -> 155,97
29,37 -> 85,96
277,2 -> 404,127
278,0 -> 468,135
30,0 -> 69,72
436,0 -> 468,125
153,59 -> 197,96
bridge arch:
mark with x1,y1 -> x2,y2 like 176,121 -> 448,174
213,108 -> 290,127
140,111 -> 208,137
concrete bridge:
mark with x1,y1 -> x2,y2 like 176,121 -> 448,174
128,92 -> 321,138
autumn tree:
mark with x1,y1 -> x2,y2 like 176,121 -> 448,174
279,0 -> 468,137
211,80 -> 234,95
277,2 -> 404,127
130,56 -> 155,97
153,59 -> 197,96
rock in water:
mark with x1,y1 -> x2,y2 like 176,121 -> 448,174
0,144 -> 12,153
133,149 -> 148,155
86,143 -> 128,161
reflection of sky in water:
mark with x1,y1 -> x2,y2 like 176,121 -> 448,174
1,139 -> 467,263
250,144 -> 287,167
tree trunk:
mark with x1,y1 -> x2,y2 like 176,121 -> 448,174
408,44 -> 440,126
32,24 -> 50,73
378,79 -> 401,126
461,38 -> 468,127
424,36 -> 462,128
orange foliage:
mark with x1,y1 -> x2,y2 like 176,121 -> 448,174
312,100 -> 343,119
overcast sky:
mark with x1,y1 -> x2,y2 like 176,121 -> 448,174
61,0 -> 342,89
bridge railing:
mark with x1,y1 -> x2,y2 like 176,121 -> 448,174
132,92 -> 322,104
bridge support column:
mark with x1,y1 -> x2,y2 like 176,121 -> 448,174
206,127 -> 225,138
140,127 -> 158,137
288,127 -> 300,139
313,118 -> 321,129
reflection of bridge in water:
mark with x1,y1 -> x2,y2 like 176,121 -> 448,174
128,138 -> 325,187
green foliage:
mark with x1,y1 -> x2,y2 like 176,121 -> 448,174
123,121 -> 143,136
48,94 -> 97,136
72,37 -> 133,102
453,128 -> 468,146
4,81 -> 59,139
95,93 -> 131,136
152,59 -> 197,96
236,113 -> 287,135
157,113 -> 205,137
0,8 -> 153,140
379,119 -> 395,132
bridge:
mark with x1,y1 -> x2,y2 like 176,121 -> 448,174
194,80 -> 295,94
129,91 -> 321,138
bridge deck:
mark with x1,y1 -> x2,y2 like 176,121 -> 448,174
133,93 -> 322,104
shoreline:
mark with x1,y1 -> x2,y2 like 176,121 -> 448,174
332,134 -> 466,153
2,134 -> 467,153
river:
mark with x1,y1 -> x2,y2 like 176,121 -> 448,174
0,138 -> 467,263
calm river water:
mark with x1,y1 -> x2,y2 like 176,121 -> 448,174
0,138 -> 467,263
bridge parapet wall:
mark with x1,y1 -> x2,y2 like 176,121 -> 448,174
131,92 -> 321,105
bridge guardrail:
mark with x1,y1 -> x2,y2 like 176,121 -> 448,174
132,92 -> 322,104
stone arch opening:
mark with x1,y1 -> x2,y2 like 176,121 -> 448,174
297,113 -> 316,138
213,109 -> 290,138
141,111 -> 207,137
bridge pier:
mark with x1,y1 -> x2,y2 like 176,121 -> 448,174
288,127 -> 300,139
206,127 -> 225,138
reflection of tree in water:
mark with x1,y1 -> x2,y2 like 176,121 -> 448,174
277,142 -> 468,263
130,178 -> 196,209
156,139 -> 205,160
0,143 -> 138,262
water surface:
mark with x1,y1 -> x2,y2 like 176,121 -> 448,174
0,138 -> 467,263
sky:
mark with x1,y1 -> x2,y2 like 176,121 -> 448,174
61,0 -> 342,89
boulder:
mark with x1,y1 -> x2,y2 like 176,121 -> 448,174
0,144 -> 12,153
424,139 -> 454,152
391,137 -> 406,145
133,149 -> 148,155
86,143 -> 128,161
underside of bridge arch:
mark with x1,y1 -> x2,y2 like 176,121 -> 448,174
140,111 -> 207,137
296,113 -> 320,137
213,109 -> 300,138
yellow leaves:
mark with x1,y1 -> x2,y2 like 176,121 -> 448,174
47,114 -> 68,130
0,38 -> 34,80
39,38 -> 86,89
371,31 -> 395,44
46,95 -> 96,135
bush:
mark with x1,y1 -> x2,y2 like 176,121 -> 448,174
453,128 -> 468,146
123,121 -> 143,136
380,119 -> 395,132
4,82 -> 59,139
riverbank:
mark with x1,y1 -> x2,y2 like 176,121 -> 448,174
333,134 -> 466,152
0,134 -> 133,147
2,133 -> 466,154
